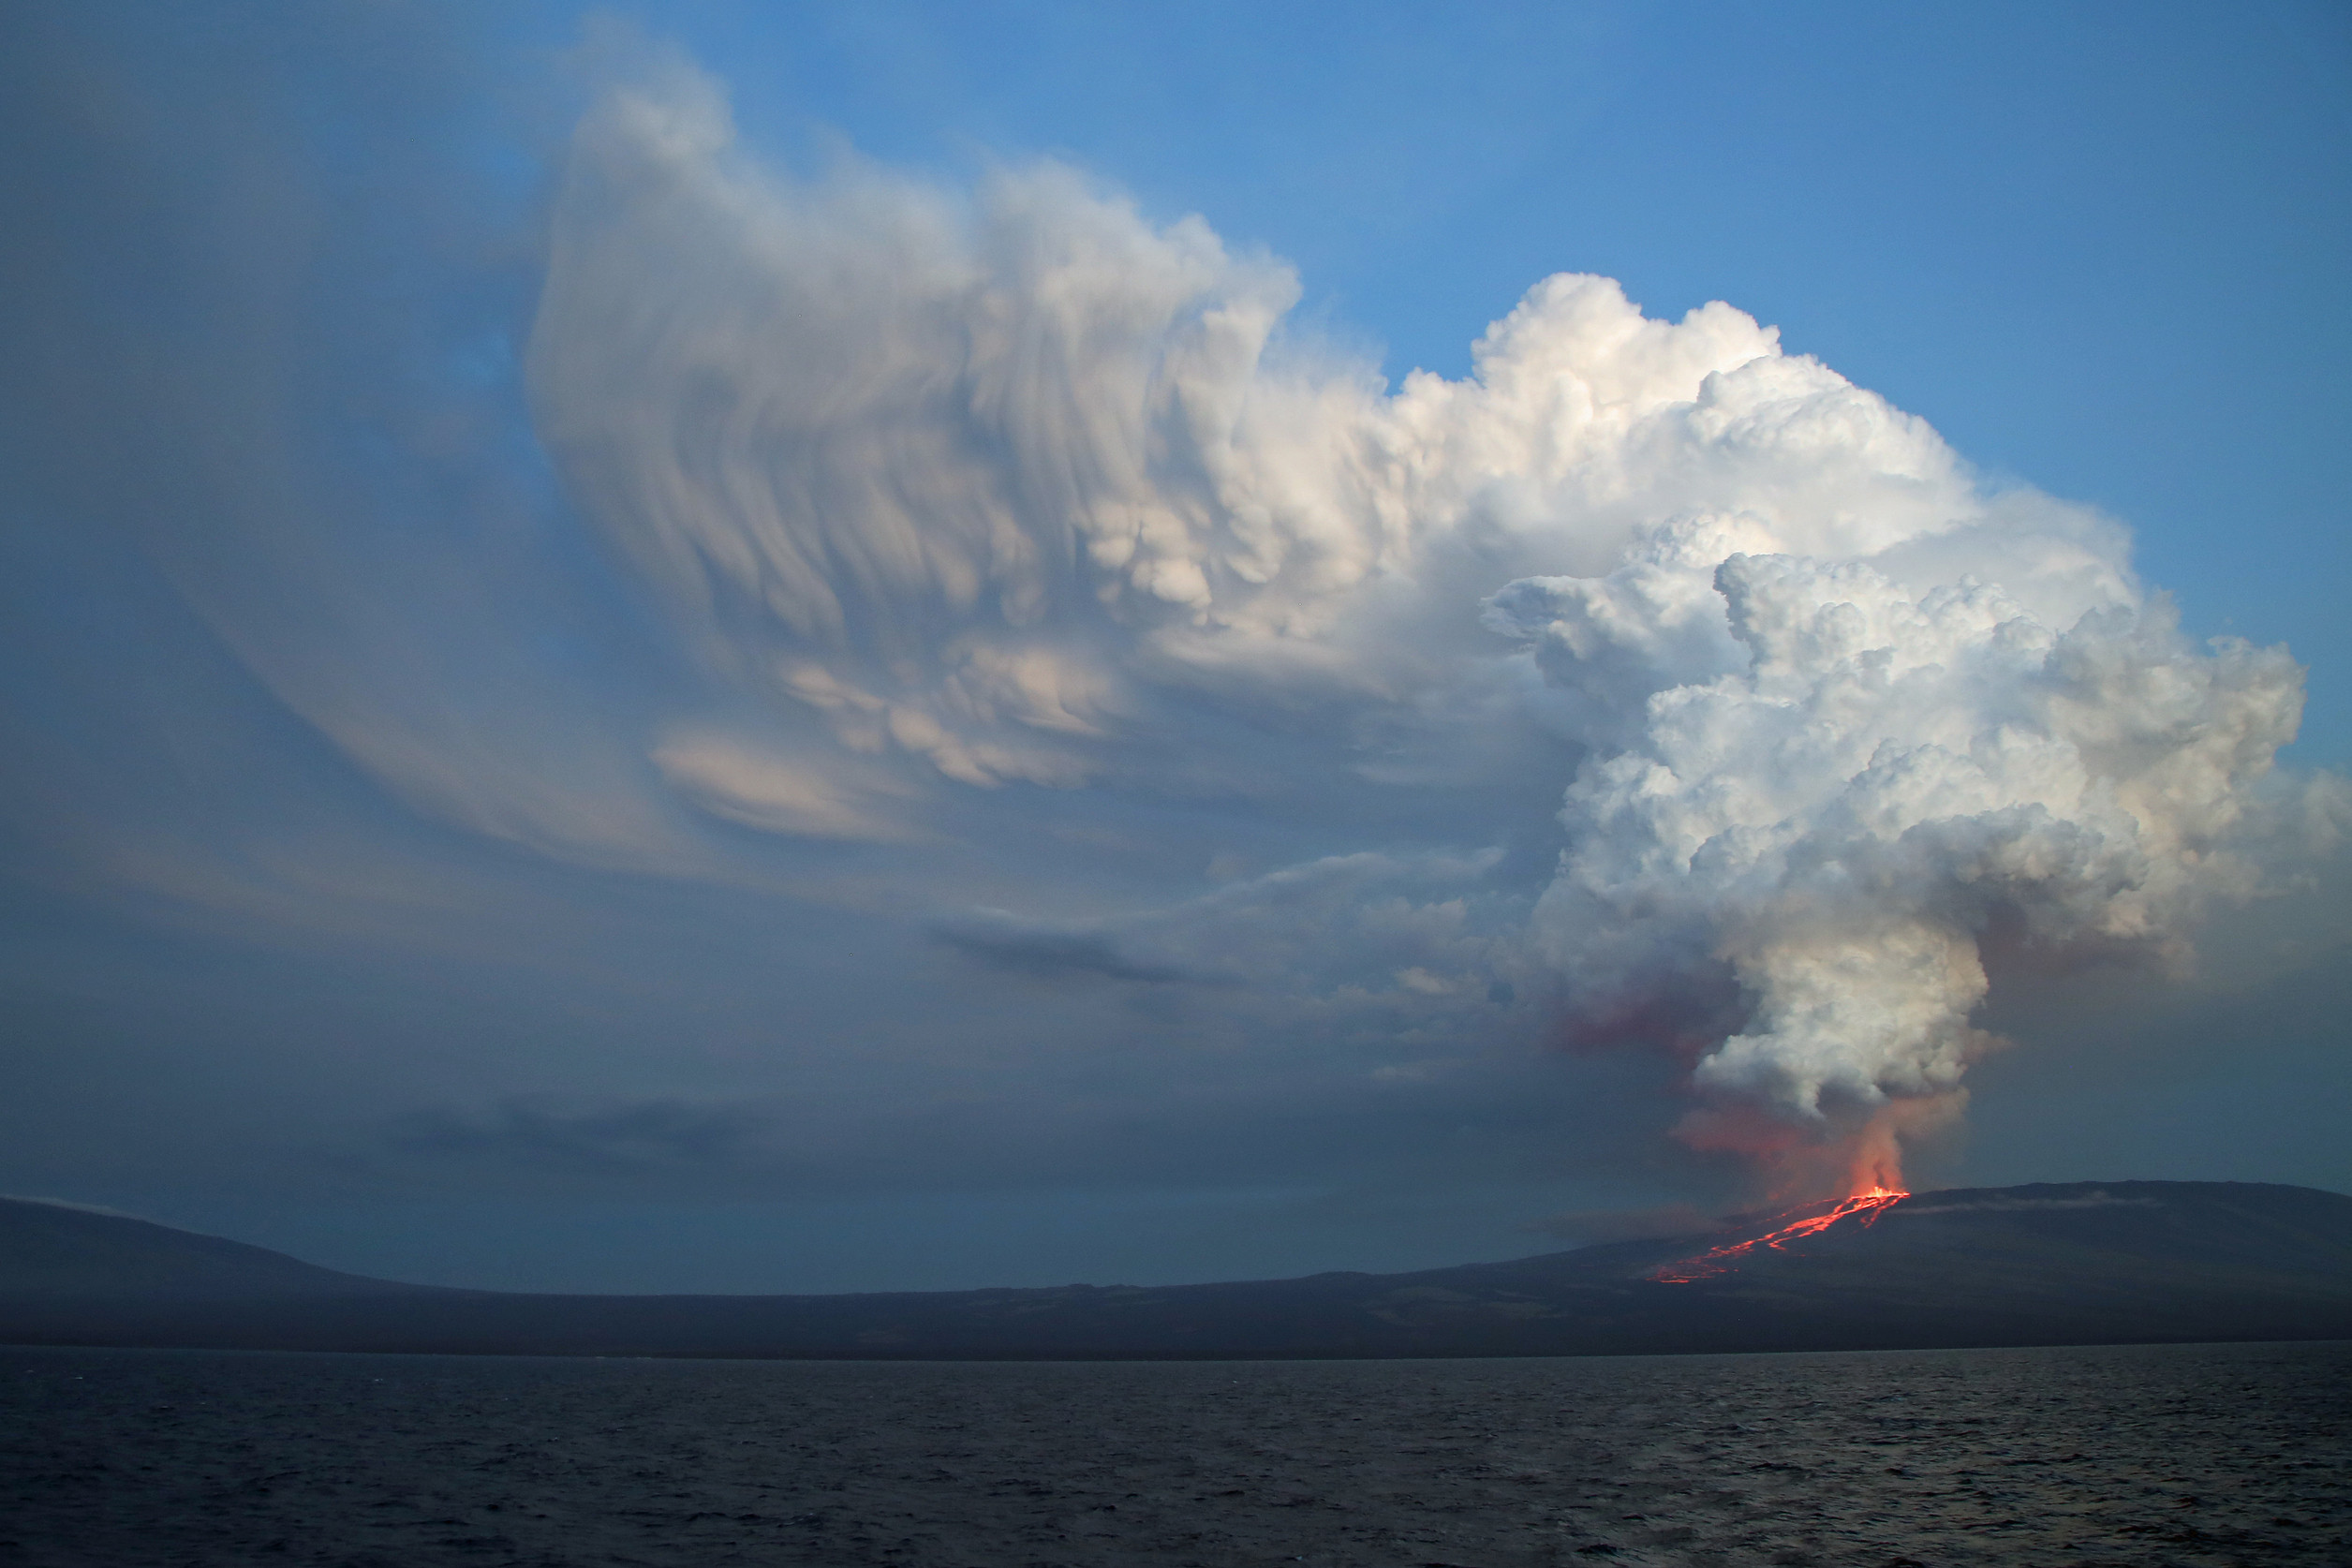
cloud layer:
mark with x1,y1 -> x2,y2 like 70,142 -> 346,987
487,55 -> 2325,1193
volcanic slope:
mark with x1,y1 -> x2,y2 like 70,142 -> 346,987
3,1181 -> 2347,1359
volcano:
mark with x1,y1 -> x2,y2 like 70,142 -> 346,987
4,1180 -> 2347,1359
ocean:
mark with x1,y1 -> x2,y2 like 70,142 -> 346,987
2,1339 -> 2345,1566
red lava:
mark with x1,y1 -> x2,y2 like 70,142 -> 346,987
1650,1186 -> 1908,1283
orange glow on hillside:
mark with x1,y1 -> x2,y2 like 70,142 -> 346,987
1649,1185 -> 1908,1284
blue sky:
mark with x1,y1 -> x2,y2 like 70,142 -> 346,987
2,1 -> 2345,1293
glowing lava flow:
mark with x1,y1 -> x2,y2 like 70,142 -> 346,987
1649,1187 -> 1908,1284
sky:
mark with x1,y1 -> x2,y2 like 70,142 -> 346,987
2,0 -> 2346,1295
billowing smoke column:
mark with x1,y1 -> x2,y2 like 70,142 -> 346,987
527,57 -> 2306,1198
1506,551 -> 2300,1191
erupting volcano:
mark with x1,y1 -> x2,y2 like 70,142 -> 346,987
1650,1186 -> 1909,1284
7,1181 -> 2352,1358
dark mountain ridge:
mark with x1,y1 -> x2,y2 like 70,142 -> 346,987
0,1197 -> 423,1300
5,1180 -> 2347,1359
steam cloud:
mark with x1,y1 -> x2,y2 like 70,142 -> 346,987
520,57 -> 2310,1195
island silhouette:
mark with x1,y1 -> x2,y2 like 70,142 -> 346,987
5,1181 -> 2347,1359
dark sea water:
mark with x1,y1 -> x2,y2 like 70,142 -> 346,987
1,1340 -> 2345,1567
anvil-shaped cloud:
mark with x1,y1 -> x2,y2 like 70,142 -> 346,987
492,54 -> 2325,1191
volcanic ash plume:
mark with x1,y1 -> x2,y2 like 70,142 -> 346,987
525,55 -> 2314,1198
1503,550 -> 2303,1191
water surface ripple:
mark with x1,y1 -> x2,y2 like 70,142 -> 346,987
2,1339 -> 2345,1565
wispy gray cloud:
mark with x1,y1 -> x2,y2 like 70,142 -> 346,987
930,910 -> 1196,984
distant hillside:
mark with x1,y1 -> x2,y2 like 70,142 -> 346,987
5,1181 -> 2348,1359
0,1198 -> 419,1300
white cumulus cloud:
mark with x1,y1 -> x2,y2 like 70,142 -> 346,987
514,52 -> 2320,1195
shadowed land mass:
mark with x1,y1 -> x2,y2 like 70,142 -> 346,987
5,1180 -> 2347,1359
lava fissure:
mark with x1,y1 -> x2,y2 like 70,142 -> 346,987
1649,1187 -> 1908,1283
